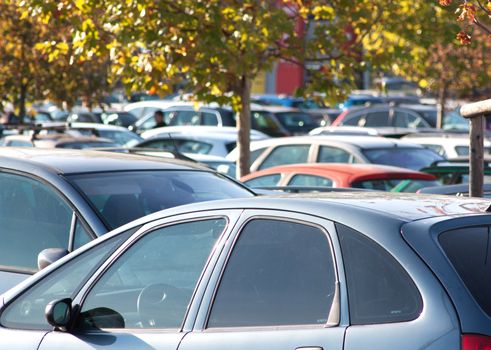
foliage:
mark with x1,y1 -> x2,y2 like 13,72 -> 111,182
438,0 -> 491,43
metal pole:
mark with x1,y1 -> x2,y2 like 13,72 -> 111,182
469,115 -> 484,197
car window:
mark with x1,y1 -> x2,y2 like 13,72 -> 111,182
207,219 -> 336,327
318,146 -> 354,163
0,173 -> 73,272
251,111 -> 284,135
170,110 -> 201,126
363,112 -> 390,127
337,223 -> 423,324
9,140 -> 34,147
423,144 -> 446,157
73,219 -> 93,250
341,113 -> 363,126
362,148 -> 444,170
78,218 -> 226,329
244,174 -> 281,187
66,170 -> 252,230
439,226 -> 491,318
0,230 -> 132,330
288,174 -> 334,187
259,145 -> 310,170
201,112 -> 219,126
97,130 -> 142,147
394,111 -> 428,128
141,139 -> 212,154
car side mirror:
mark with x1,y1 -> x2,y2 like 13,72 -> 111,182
45,298 -> 72,331
38,248 -> 69,270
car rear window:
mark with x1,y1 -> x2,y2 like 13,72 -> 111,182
439,227 -> 491,317
362,148 -> 444,171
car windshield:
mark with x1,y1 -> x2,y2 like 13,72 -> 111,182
362,148 -> 444,170
66,170 -> 252,230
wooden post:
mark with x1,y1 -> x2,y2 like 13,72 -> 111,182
460,99 -> 491,197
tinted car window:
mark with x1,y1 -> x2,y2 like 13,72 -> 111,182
201,112 -> 219,126
208,219 -> 336,327
288,174 -> 333,187
318,146 -> 354,163
79,218 -> 225,329
259,145 -> 310,170
67,171 -> 253,230
364,112 -> 390,127
140,139 -> 212,154
337,223 -> 423,324
342,114 -> 363,126
394,111 -> 427,128
0,173 -> 73,271
362,148 -> 443,170
439,227 -> 491,317
0,230 -> 132,330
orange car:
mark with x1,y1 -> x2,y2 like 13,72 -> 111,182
241,163 -> 440,192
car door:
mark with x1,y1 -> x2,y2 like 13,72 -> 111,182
38,210 -> 243,350
180,210 -> 346,350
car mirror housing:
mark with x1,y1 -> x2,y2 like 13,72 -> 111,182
38,248 -> 69,270
45,298 -> 72,331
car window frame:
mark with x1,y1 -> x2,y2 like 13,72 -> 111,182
0,169 -> 97,274
69,209 -> 244,334
201,211 -> 342,331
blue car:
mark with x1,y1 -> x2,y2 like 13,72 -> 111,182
1,192 -> 491,349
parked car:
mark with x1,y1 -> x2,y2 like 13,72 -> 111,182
254,106 -> 320,135
2,192 -> 491,349
421,158 -> 491,184
402,132 -> 491,158
337,94 -> 385,109
331,104 -> 433,129
128,102 -> 288,137
138,126 -> 270,157
67,123 -> 143,147
0,148 -> 254,294
241,163 -> 440,192
226,135 -> 445,172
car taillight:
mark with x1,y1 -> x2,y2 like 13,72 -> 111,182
462,334 -> 491,350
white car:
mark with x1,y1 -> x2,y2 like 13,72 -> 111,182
137,126 -> 270,157
402,133 -> 491,159
67,122 -> 143,147
226,135 -> 445,172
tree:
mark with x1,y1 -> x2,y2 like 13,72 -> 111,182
438,0 -> 491,43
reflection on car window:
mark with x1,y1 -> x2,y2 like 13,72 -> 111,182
0,230 -> 132,330
337,223 -> 422,324
208,219 -> 336,327
78,218 -> 225,329
259,145 -> 310,170
362,148 -> 443,170
0,173 -> 73,272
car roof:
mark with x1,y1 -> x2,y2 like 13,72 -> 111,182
140,125 -> 270,140
123,192 -> 491,228
242,163 -> 435,179
0,147 -> 212,175
246,135 -> 425,150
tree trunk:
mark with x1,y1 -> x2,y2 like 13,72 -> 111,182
237,75 -> 252,179
436,84 -> 447,129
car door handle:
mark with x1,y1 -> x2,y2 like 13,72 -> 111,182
296,347 -> 323,350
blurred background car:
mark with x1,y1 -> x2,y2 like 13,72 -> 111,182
0,148 -> 255,293
241,163 -> 440,192
331,104 -> 434,130
402,132 -> 491,158
226,135 -> 445,172
138,126 -> 270,157
421,158 -> 491,185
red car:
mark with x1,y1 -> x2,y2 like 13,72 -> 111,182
241,163 -> 440,192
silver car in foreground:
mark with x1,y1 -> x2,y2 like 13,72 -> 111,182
1,192 -> 491,349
